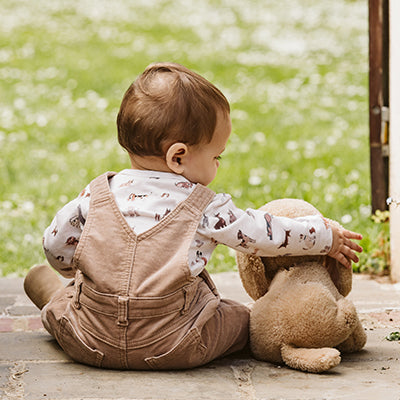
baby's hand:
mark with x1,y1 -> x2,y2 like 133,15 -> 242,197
325,219 -> 363,269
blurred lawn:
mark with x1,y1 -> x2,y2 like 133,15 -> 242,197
1,0 -> 378,276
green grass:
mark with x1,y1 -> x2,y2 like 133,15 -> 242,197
1,0 -> 385,277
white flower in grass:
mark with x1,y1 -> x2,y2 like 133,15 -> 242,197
359,204 -> 371,217
228,248 -> 236,257
232,189 -> 243,199
313,168 -> 329,179
13,98 -> 26,110
346,170 -> 360,182
249,168 -> 267,186
231,109 -> 248,121
343,184 -> 358,197
50,174 -> 59,183
341,214 -> 352,224
36,114 -> 48,127
252,132 -> 266,144
24,234 -> 35,244
67,142 -> 80,152
263,184 -> 271,194
1,108 -> 15,129
249,175 -> 262,186
96,98 -> 108,110
1,201 -> 13,210
75,98 -> 88,108
325,193 -> 334,203
59,195 -> 68,203
21,201 -> 34,213
303,140 -> 316,158
286,141 -> 298,151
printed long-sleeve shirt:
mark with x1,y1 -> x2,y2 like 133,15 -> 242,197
43,169 -> 332,278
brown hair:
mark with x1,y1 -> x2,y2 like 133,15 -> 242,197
117,62 -> 230,157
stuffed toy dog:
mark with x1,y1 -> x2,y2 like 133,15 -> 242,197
236,199 -> 366,373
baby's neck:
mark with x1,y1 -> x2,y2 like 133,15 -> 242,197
129,154 -> 172,173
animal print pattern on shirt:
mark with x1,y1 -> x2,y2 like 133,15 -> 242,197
43,169 -> 333,277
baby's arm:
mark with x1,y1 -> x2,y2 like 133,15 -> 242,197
200,194 -> 333,257
324,219 -> 363,268
43,186 -> 90,278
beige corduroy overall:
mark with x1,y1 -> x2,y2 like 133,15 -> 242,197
42,172 -> 249,370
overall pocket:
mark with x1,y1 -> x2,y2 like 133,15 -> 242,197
144,327 -> 207,370
58,316 -> 104,368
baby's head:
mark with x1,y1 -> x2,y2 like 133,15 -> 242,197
117,62 -> 231,185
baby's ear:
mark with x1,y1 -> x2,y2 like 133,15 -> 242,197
165,143 -> 187,174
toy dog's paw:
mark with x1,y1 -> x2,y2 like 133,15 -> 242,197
336,319 -> 367,353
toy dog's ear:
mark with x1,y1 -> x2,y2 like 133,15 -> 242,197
325,256 -> 352,296
324,218 -> 353,297
236,252 -> 271,301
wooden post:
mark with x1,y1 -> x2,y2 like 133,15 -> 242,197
369,0 -> 389,213
389,0 -> 400,282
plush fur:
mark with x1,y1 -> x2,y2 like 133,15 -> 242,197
236,199 -> 366,373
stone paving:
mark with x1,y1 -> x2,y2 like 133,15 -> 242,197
1,272 -> 400,400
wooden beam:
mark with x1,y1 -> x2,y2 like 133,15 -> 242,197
369,0 -> 389,212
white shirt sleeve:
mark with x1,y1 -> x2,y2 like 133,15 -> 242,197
42,185 -> 90,278
198,193 -> 332,257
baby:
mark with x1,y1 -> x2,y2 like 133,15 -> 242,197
24,62 -> 362,370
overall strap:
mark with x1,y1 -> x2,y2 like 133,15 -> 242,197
184,184 -> 216,215
89,171 -> 117,205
